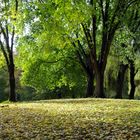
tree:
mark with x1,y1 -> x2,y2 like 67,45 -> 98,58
114,42 -> 130,99
126,2 -> 140,99
116,63 -> 128,99
0,0 -> 19,101
34,0 -> 138,98
15,0 -> 94,98
16,34 -> 87,98
15,0 -> 139,99
114,1 -> 140,99
72,40 -> 95,97
78,0 -> 138,97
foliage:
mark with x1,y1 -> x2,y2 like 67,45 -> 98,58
0,0 -> 140,100
16,36 -> 87,94
16,8 -> 87,95
0,98 -> 140,139
0,67 -> 9,101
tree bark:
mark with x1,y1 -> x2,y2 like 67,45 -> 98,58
94,71 -> 105,98
85,55 -> 95,97
115,64 -> 128,99
8,64 -> 16,102
86,73 -> 94,97
129,60 -> 136,99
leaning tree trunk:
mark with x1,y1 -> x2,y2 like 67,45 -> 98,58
115,64 -> 128,99
8,54 -> 16,102
86,73 -> 94,97
94,71 -> 105,98
129,60 -> 136,99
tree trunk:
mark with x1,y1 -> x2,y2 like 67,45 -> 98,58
85,55 -> 95,97
86,73 -> 94,97
129,61 -> 136,99
115,64 -> 128,99
94,71 -> 105,98
8,63 -> 16,102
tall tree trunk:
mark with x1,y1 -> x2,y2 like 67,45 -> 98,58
8,56 -> 16,102
129,60 -> 136,99
86,73 -> 94,97
94,71 -> 105,98
85,55 -> 94,97
115,64 -> 128,99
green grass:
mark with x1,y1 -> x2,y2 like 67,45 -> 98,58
0,98 -> 140,139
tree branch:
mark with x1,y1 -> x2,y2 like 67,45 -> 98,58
75,34 -> 87,58
71,41 -> 88,73
11,26 -> 15,52
81,23 -> 92,49
0,40 -> 9,66
0,26 -> 10,53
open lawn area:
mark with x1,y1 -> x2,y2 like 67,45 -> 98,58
0,98 -> 140,140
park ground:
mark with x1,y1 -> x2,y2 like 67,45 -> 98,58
0,98 -> 140,139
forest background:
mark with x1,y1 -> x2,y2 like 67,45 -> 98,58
0,0 -> 140,102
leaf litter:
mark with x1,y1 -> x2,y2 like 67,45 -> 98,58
0,98 -> 140,139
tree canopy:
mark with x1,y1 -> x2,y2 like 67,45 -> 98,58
0,0 -> 140,101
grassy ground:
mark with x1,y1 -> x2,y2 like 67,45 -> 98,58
0,98 -> 140,140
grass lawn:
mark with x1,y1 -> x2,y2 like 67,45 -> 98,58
0,98 -> 140,140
